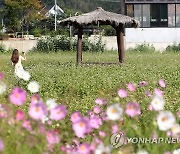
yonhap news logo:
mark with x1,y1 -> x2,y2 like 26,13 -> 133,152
110,133 -> 180,148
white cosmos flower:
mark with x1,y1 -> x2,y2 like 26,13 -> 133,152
151,95 -> 165,111
171,123 -> 180,137
173,149 -> 180,154
106,104 -> 123,121
95,144 -> 111,154
136,149 -> 149,154
46,99 -> 57,110
28,81 -> 40,93
0,81 -> 6,95
157,111 -> 176,131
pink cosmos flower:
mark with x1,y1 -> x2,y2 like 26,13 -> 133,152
31,94 -> 42,105
46,130 -> 60,145
127,83 -> 136,92
90,143 -> 96,151
94,137 -> 103,144
89,116 -> 102,129
38,124 -> 46,134
177,112 -> 180,118
72,138 -> 80,148
164,152 -> 171,154
15,109 -> 24,121
154,88 -> 164,96
95,98 -> 106,105
0,139 -> 4,152
72,118 -> 91,138
93,105 -> 101,114
112,124 -> 118,133
29,102 -> 47,120
60,146 -> 66,152
125,102 -> 141,117
9,87 -> 26,106
49,105 -> 67,121
159,79 -> 166,88
99,131 -> 106,137
88,110 -> 95,117
0,104 -> 9,118
101,112 -> 108,121
117,89 -> 128,98
146,91 -> 152,97
148,104 -> 153,111
139,81 -> 148,87
166,131 -> 172,137
0,73 -> 4,80
78,143 -> 91,154
8,118 -> 16,125
71,112 -> 82,123
22,119 -> 32,131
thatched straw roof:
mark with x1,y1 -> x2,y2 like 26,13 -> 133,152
59,7 -> 140,28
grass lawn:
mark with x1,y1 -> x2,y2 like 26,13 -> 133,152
0,51 -> 180,154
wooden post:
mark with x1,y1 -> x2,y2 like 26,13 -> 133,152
116,25 -> 125,63
77,27 -> 83,65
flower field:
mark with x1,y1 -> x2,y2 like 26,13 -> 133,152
0,51 -> 180,154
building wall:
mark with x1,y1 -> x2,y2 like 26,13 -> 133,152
1,28 -> 180,52
0,40 -> 37,52
125,28 -> 180,51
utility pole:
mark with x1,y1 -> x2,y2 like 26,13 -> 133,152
55,0 -> 57,31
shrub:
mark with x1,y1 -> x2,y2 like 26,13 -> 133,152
34,35 -> 105,52
127,43 -> 155,53
0,43 -> 6,53
166,43 -> 180,52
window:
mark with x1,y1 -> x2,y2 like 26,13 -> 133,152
127,4 -> 134,17
160,4 -> 168,27
150,4 -> 168,27
150,4 -> 158,27
134,4 -> 142,25
168,4 -> 175,27
133,4 -> 150,27
176,4 -> 180,27
142,5 -> 150,27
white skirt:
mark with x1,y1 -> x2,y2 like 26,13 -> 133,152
14,64 -> 30,81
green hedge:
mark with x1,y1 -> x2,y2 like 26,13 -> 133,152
34,35 -> 105,52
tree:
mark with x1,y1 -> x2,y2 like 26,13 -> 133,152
4,0 -> 42,33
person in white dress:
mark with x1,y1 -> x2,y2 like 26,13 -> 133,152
11,49 -> 30,81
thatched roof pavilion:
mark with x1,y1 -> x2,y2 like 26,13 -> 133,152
60,7 -> 139,64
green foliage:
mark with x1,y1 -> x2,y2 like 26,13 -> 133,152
166,43 -> 180,52
32,27 -> 42,37
42,0 -> 120,13
127,43 -> 155,53
34,35 -> 105,52
3,0 -> 42,32
101,25 -> 116,36
1,52 -> 180,153
0,43 -> 6,53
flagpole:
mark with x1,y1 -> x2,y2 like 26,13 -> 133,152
55,0 -> 57,31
